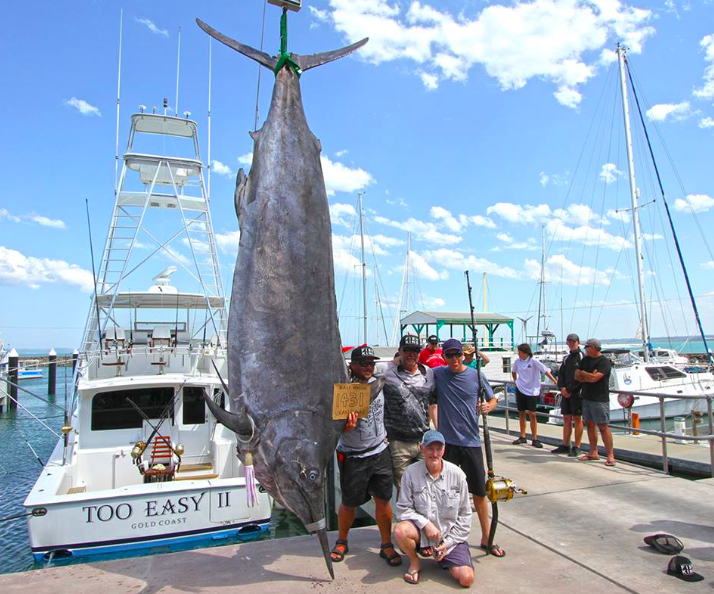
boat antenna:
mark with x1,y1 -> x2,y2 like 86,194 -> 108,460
358,192 -> 368,345
207,37 -> 212,199
85,199 -> 103,348
114,9 -> 124,196
175,27 -> 181,116
624,52 -> 713,366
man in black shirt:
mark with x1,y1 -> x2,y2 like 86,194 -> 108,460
574,338 -> 615,466
552,333 -> 583,457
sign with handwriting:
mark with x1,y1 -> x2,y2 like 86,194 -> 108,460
332,383 -> 370,420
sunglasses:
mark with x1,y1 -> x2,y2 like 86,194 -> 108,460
444,351 -> 462,358
401,348 -> 420,354
354,360 -> 376,367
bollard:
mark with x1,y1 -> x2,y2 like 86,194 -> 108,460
8,348 -> 19,410
48,349 -> 57,396
72,348 -> 79,372
674,416 -> 687,444
632,412 -> 640,436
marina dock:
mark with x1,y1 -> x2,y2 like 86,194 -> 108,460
2,430 -> 713,593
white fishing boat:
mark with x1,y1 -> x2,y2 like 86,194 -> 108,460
23,109 -> 271,562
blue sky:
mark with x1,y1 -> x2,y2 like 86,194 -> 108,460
1,0 -> 714,350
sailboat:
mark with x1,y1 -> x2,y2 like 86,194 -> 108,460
23,107 -> 271,562
550,45 -> 714,423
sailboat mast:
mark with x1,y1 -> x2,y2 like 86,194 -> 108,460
358,192 -> 368,345
618,44 -> 650,362
482,273 -> 487,313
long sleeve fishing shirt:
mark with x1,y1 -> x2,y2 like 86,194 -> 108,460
396,459 -> 472,555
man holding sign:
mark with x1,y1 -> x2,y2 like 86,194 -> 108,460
330,346 -> 402,569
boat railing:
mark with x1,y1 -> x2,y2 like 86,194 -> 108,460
489,379 -> 714,478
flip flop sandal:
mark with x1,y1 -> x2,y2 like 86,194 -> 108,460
330,539 -> 349,562
577,454 -> 600,461
403,570 -> 420,585
644,533 -> 684,554
604,460 -> 616,467
481,543 -> 506,557
380,542 -> 403,567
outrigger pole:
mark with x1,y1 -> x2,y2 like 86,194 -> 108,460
465,271 -> 526,554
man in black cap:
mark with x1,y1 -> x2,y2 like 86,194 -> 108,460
552,333 -> 584,457
331,346 -> 402,568
419,334 -> 446,368
575,338 -> 615,466
383,334 -> 436,491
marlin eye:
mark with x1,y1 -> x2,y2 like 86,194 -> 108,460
308,470 -> 319,481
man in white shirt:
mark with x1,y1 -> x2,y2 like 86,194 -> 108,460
393,430 -> 474,587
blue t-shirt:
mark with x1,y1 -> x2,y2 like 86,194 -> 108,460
433,366 -> 494,448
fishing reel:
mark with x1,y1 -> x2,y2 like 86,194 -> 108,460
486,475 -> 527,503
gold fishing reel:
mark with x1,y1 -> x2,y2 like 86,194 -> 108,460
486,475 -> 527,503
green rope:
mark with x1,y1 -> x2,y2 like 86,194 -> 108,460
273,8 -> 301,78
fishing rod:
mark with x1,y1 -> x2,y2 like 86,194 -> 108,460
465,271 -> 526,555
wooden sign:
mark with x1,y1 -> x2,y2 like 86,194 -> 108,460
332,383 -> 370,420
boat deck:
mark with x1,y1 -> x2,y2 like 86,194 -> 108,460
2,430 -> 713,592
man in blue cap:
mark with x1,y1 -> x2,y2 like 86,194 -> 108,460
431,338 -> 505,558
394,429 -> 474,586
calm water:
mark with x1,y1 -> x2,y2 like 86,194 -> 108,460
0,358 -> 316,576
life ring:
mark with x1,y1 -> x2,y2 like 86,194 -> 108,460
617,392 -> 635,408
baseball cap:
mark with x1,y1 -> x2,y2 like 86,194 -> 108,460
463,345 -> 476,355
350,346 -> 378,360
566,333 -> 580,342
442,338 -> 463,353
667,556 -> 704,582
644,533 -> 684,555
584,338 -> 602,350
421,429 -> 445,446
400,335 -> 421,349
427,334 -> 439,344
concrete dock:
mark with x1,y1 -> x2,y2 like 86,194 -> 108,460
2,430 -> 713,592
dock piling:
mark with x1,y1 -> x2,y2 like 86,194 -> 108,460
48,349 -> 57,396
8,348 -> 19,410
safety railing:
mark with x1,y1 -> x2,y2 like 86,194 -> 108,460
488,379 -> 714,477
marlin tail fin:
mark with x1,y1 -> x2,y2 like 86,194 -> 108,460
295,38 -> 369,72
197,19 -> 278,70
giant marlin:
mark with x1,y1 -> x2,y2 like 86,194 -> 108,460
196,19 -> 374,578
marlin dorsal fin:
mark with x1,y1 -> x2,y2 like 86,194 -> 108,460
295,38 -> 369,72
197,19 -> 278,71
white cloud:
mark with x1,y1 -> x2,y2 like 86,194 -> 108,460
216,230 -> 240,255
332,234 -> 368,277
321,156 -> 375,195
407,250 -> 449,281
486,202 -> 552,225
674,194 -> 714,213
539,172 -> 550,187
646,101 -> 693,122
335,149 -> 349,157
374,215 -> 462,245
642,232 -> 664,241
599,162 -> 624,184
422,248 -> 520,279
546,219 -> 631,251
606,208 -> 631,223
237,153 -> 253,166
423,296 -> 446,308
525,253 -> 610,286
702,261 -> 714,270
0,208 -> 66,229
429,206 -> 495,232
333,232 -> 403,258
65,97 -> 101,117
318,0 -> 654,108
0,246 -> 94,292
329,203 -> 357,228
694,34 -> 714,100
212,160 -> 234,177
699,117 -> 714,129
495,232 -> 538,251
135,17 -> 169,37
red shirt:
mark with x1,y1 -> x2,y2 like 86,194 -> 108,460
419,346 -> 446,368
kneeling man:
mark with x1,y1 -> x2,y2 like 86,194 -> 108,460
394,430 -> 474,587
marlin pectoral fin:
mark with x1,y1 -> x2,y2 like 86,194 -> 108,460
202,390 -> 254,439
295,38 -> 369,72
234,168 -> 248,225
196,19 -> 278,70
369,377 -> 385,403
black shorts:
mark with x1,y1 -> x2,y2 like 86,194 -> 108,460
443,444 -> 486,498
561,394 -> 583,416
515,388 -> 538,412
339,447 -> 393,507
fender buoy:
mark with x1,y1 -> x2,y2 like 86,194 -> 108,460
617,392 -> 635,408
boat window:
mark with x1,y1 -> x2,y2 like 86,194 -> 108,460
92,388 -> 175,431
645,366 -> 687,381
183,386 -> 206,425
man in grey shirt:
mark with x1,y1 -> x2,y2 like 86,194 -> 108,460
331,346 -> 402,569
394,430 -> 474,587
